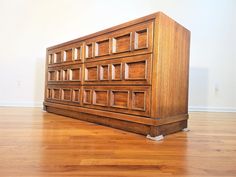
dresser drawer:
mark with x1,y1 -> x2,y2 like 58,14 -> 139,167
84,20 -> 153,62
47,41 -> 84,66
84,54 -> 152,85
46,85 -> 82,105
47,63 -> 82,85
82,86 -> 151,117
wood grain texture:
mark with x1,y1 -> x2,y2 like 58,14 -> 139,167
151,12 -> 190,118
0,108 -> 236,177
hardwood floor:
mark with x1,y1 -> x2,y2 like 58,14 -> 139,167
0,108 -> 235,177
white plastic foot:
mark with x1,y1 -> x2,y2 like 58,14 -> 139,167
182,128 -> 190,132
146,134 -> 164,141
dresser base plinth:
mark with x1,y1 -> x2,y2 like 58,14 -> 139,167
45,105 -> 188,137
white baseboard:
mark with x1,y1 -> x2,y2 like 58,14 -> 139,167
189,106 -> 236,112
0,101 -> 43,108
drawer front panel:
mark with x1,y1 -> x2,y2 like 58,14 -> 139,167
46,85 -> 82,105
47,64 -> 82,85
82,86 -> 151,117
84,54 -> 152,85
47,42 -> 83,66
84,20 -> 153,62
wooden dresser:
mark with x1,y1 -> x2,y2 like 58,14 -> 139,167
44,12 -> 190,137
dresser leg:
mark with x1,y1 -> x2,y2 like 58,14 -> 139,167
43,103 -> 47,112
147,125 -> 164,141
148,126 -> 161,136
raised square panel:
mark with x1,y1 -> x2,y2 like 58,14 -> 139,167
72,89 -> 80,102
111,63 -> 122,80
112,33 -> 131,53
62,69 -> 69,81
61,89 -> 71,101
54,52 -> 62,63
85,43 -> 93,58
132,91 -> 146,111
47,88 -> 52,99
83,89 -> 92,104
85,66 -> 98,81
52,89 -> 60,100
48,54 -> 53,64
110,90 -> 129,108
93,90 -> 108,106
74,47 -> 82,60
125,60 -> 147,80
63,49 -> 72,62
95,39 -> 109,57
70,68 -> 81,81
134,29 -> 148,49
48,71 -> 56,81
56,70 -> 61,81
100,65 -> 109,80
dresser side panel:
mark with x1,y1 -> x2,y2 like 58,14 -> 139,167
151,12 -> 190,118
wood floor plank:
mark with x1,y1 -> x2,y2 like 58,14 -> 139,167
0,107 -> 236,177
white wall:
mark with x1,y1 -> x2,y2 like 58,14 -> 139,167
0,0 -> 235,111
